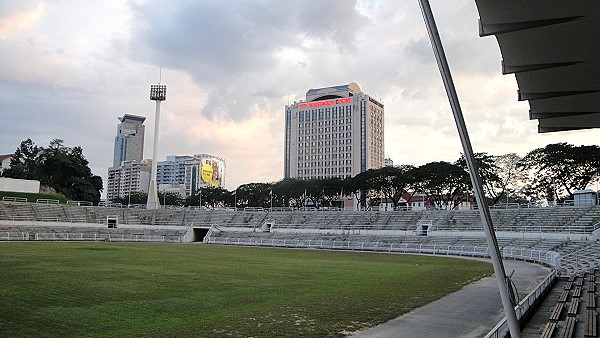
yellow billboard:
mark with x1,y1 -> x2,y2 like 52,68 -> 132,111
201,164 -> 213,182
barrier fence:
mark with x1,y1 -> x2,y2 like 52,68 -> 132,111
205,236 -> 561,268
484,271 -> 557,338
0,231 -> 184,243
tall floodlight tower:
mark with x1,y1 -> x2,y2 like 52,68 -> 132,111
146,83 -> 167,209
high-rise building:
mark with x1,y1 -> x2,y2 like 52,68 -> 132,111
113,114 -> 146,167
157,155 -> 192,188
184,154 -> 226,197
106,160 -> 151,201
284,82 -> 384,179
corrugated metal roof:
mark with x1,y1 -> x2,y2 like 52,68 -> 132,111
475,0 -> 600,132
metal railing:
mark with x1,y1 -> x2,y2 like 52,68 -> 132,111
270,223 -> 596,234
36,199 -> 61,204
2,196 -> 28,203
485,271 -> 557,338
0,231 -> 183,243
205,237 -> 560,267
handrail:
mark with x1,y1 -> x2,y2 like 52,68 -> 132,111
484,270 -> 557,338
0,231 -> 184,243
36,199 -> 61,204
206,238 -> 560,269
2,196 -> 28,203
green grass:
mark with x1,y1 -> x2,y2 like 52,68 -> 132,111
0,242 -> 492,337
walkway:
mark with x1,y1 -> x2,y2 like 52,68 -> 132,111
352,259 -> 550,338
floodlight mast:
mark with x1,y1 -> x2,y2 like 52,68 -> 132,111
417,1 -> 521,337
147,84 -> 167,210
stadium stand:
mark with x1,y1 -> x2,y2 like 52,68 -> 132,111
523,268 -> 598,337
0,200 -> 598,336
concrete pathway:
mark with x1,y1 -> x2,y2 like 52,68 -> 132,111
351,259 -> 550,338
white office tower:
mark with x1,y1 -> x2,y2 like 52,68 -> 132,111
284,82 -> 384,179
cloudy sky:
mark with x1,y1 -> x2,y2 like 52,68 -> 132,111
1,0 -> 596,194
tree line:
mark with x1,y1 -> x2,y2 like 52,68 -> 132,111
113,142 -> 600,209
3,139 -> 599,208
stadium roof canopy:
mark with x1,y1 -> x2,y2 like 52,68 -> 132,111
474,0 -> 600,133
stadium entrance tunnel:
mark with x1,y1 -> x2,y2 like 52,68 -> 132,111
192,227 -> 210,242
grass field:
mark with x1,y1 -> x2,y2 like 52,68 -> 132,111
0,242 -> 493,337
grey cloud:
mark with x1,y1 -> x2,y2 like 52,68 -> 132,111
406,37 -> 435,65
127,0 -> 369,118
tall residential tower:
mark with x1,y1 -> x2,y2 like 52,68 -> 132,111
284,83 -> 384,179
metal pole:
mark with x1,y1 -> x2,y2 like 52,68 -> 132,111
147,100 -> 161,209
417,1 -> 521,337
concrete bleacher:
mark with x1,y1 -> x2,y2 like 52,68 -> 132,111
2,201 -> 598,232
0,202 -> 36,221
1,200 -> 599,336
1,201 -> 599,255
523,268 -> 598,338
0,221 -> 188,242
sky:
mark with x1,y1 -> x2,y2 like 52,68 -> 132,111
1,0 -> 596,195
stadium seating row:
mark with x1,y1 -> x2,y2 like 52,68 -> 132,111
529,268 -> 597,337
1,201 -> 599,234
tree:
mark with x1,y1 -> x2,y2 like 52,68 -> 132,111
111,192 -> 148,205
351,169 -> 379,210
272,178 -> 307,208
368,165 -> 416,208
3,139 -> 103,204
158,192 -> 185,206
455,152 -> 501,205
492,153 -> 528,204
236,183 -> 273,208
185,187 -> 231,208
319,177 -> 347,208
518,143 -> 600,201
412,161 -> 471,209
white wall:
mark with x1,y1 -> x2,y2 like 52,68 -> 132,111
0,177 -> 40,193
